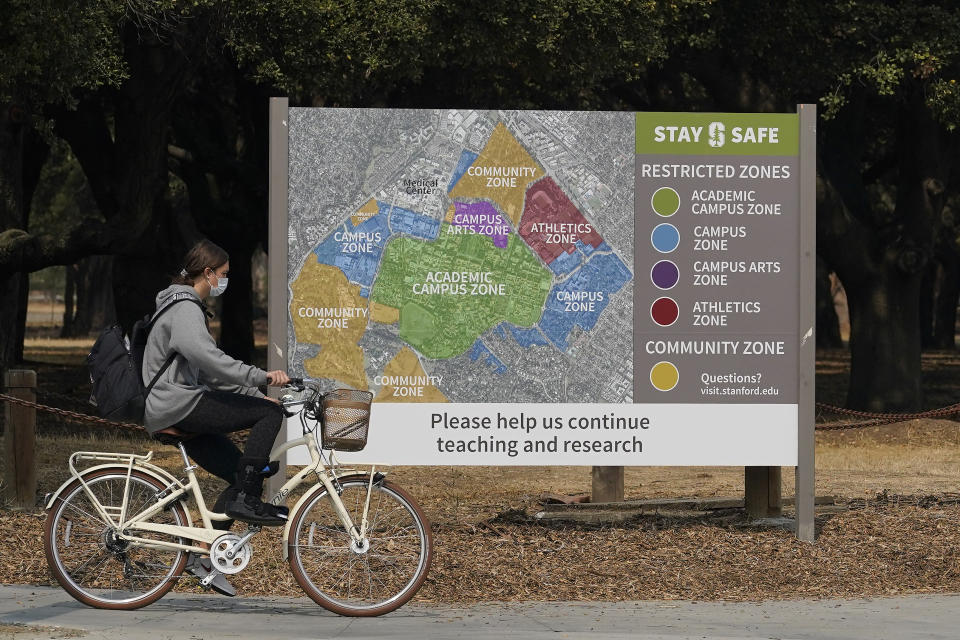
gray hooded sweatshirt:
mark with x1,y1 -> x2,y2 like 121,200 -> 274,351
141,285 -> 269,433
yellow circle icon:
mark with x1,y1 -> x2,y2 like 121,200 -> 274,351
650,361 -> 679,392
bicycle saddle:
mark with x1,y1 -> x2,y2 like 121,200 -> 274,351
152,426 -> 198,446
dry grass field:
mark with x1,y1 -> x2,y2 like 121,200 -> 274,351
2,341 -> 960,602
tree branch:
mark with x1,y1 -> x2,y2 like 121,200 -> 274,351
0,218 -> 130,278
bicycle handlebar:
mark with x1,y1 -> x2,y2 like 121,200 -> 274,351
284,377 -> 325,393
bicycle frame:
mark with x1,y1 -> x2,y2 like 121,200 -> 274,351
52,426 -> 381,558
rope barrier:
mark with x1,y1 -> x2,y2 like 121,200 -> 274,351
0,392 -> 143,432
2,392 -> 960,433
814,401 -> 960,430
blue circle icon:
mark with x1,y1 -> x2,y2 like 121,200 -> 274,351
651,223 -> 680,253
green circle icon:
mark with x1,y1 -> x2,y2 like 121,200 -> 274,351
652,187 -> 680,217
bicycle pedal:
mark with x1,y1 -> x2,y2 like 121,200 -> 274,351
200,571 -> 221,587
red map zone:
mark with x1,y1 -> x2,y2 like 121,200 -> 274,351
519,178 -> 605,264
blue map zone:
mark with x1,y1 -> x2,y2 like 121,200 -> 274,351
469,339 -> 507,374
577,239 -> 611,257
548,248 -> 582,275
447,150 -> 479,193
538,253 -> 632,351
384,202 -> 440,240
314,213 -> 393,288
506,324 -> 550,348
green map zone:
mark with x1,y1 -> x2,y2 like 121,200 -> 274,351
371,225 -> 552,358
288,112 -> 633,403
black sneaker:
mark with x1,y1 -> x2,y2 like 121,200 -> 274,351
225,492 -> 287,526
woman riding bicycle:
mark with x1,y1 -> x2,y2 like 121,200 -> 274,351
141,239 -> 290,529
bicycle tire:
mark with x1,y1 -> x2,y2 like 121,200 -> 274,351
287,475 -> 432,616
44,467 -> 190,610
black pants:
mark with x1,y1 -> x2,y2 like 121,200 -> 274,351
175,391 -> 284,486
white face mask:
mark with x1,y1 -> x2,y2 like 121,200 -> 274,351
207,272 -> 229,297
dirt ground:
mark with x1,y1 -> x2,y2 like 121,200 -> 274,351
2,342 -> 960,602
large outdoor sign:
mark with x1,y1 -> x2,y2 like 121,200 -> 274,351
271,107 -> 814,468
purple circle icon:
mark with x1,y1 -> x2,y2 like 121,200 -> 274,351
650,260 -> 679,290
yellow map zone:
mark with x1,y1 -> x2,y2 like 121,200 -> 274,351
369,301 -> 399,324
374,347 -> 448,403
350,198 -> 379,227
290,259 -> 368,390
448,123 -> 544,225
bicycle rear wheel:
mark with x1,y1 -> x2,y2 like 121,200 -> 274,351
44,468 -> 190,610
287,476 -> 432,616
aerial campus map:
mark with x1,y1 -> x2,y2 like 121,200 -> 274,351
287,109 -> 634,404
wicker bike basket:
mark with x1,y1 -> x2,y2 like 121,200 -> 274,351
319,389 -> 374,451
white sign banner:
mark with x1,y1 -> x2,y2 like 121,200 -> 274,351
286,403 -> 798,466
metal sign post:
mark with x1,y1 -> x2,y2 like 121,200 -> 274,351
796,103 -> 817,542
266,97 -> 289,497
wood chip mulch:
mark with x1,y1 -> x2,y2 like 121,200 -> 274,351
4,495 -> 960,603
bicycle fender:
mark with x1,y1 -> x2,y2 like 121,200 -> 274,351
44,464 -> 193,528
282,474 -> 376,561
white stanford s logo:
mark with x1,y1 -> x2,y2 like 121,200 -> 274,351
708,122 -> 726,148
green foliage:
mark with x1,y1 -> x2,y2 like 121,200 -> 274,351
227,0 -> 439,103
812,3 -> 960,125
226,0 -> 666,109
655,1 -> 960,126
0,0 -> 126,109
429,0 -> 665,108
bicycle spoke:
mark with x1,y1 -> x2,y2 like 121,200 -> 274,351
47,472 -> 188,608
289,480 -> 429,614
68,549 -> 109,581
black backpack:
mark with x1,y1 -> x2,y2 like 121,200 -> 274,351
87,296 -> 202,423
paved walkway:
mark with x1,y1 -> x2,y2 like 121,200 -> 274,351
0,585 -> 957,639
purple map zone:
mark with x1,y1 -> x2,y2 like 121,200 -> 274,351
452,201 -> 510,249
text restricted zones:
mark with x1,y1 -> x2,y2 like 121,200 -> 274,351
285,404 -> 801,466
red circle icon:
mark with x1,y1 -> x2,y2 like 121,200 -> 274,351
650,297 -> 679,327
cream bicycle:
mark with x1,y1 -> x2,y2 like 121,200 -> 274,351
42,379 -> 432,616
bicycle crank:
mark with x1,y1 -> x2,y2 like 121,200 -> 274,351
209,533 -> 252,575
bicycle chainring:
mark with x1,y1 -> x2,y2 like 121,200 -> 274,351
209,533 -> 252,575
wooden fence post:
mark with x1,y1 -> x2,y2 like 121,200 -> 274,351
745,466 -> 782,519
3,369 -> 37,510
591,465 -> 624,503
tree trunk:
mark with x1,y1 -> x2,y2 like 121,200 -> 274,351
219,247 -> 255,362
920,263 -> 936,349
14,272 -> 27,362
815,257 -> 843,348
170,70 -> 270,363
72,255 -> 115,335
933,253 -> 960,349
846,270 -> 923,410
0,108 -> 26,374
61,264 -> 76,337
818,87 -> 947,411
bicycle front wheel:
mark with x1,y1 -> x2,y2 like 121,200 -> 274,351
44,468 -> 190,610
287,476 -> 432,616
